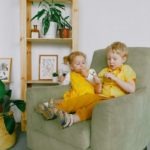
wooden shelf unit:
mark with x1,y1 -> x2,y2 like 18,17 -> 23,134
20,0 -> 78,131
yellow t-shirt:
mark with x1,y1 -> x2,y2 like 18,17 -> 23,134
64,72 -> 95,100
98,64 -> 136,98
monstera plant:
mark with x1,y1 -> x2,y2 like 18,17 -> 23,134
0,80 -> 26,134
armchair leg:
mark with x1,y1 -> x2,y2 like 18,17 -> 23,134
143,146 -> 147,150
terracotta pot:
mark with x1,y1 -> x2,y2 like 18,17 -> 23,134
0,115 -> 16,149
59,28 -> 70,38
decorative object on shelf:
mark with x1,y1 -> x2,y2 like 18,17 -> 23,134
59,56 -> 70,76
0,58 -> 12,83
0,80 -> 26,149
39,55 -> 58,80
59,28 -> 70,38
58,16 -> 72,38
31,25 -> 40,38
31,0 -> 72,38
52,72 -> 58,82
44,21 -> 57,38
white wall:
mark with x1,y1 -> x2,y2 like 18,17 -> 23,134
0,0 -> 150,120
0,0 -> 20,99
79,0 -> 150,66
0,0 -> 21,121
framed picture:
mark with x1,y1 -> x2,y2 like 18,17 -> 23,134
39,55 -> 58,80
0,58 -> 12,83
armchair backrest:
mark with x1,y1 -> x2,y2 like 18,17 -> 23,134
91,47 -> 150,89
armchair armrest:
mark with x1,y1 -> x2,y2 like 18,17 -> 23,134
26,85 -> 69,120
91,87 -> 150,150
27,85 -> 69,105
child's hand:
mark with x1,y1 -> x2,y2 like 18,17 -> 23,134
104,73 -> 116,81
93,76 -> 102,94
92,75 -> 102,94
81,68 -> 89,77
58,75 -> 65,83
93,75 -> 101,84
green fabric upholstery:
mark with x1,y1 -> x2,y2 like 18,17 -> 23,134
30,111 -> 90,149
27,47 -> 150,150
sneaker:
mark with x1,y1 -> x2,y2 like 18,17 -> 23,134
57,111 -> 74,128
63,113 -> 74,128
57,110 -> 66,126
35,103 -> 56,120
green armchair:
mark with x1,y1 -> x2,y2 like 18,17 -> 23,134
27,47 -> 150,150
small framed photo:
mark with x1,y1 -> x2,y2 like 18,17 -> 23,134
39,55 -> 58,80
0,58 -> 12,83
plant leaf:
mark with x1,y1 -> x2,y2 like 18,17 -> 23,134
5,89 -> 12,97
2,95 -> 11,112
55,3 -> 65,10
60,16 -> 72,29
31,9 -> 46,21
11,100 -> 26,112
3,114 -> 15,134
64,16 -> 69,20
42,0 -> 52,7
42,15 -> 50,35
0,80 -> 6,102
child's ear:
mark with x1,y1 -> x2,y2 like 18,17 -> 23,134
122,56 -> 127,63
70,66 -> 74,71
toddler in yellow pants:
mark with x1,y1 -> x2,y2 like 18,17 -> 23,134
36,41 -> 136,128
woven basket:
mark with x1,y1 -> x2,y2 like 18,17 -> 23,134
0,115 -> 16,149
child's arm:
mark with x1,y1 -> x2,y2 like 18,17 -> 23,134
81,68 -> 102,93
81,68 -> 103,93
93,75 -> 102,94
58,75 -> 66,82
59,73 -> 70,85
104,72 -> 136,93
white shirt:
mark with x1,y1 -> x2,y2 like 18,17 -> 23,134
59,63 -> 70,76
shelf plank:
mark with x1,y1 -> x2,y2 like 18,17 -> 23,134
27,38 -> 72,44
27,80 -> 59,85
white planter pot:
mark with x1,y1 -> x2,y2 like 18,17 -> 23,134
44,22 -> 57,38
52,76 -> 58,82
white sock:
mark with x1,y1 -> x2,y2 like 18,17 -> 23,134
63,113 -> 80,128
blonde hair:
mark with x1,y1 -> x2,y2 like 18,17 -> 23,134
63,51 -> 86,65
106,41 -> 128,60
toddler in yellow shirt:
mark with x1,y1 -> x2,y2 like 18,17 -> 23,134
95,41 -> 136,97
36,51 -> 100,126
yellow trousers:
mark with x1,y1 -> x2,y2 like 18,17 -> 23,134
56,94 -> 109,121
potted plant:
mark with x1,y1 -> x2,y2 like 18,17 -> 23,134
31,0 -> 72,38
0,80 -> 26,149
58,16 -> 72,38
52,72 -> 58,82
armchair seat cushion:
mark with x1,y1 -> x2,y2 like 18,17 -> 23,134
31,112 -> 91,149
